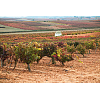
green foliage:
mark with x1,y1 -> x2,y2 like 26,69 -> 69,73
29,42 -> 57,64
77,44 -> 86,57
85,41 -> 96,50
0,44 -> 9,67
13,46 -> 19,60
17,42 -> 26,62
18,43 -> 40,64
52,48 -> 74,65
85,41 -> 96,54
43,43 -> 57,57
98,42 -> 100,50
74,42 -> 79,48
66,45 -> 76,54
1,41 -> 88,70
12,42 -> 40,71
0,46 -> 3,54
59,53 -> 73,65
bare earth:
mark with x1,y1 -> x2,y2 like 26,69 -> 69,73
0,50 -> 100,83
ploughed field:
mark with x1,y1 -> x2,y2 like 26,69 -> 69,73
0,50 -> 100,83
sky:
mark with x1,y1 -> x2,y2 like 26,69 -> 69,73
0,0 -> 100,17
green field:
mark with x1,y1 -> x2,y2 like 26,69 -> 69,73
0,24 -> 31,33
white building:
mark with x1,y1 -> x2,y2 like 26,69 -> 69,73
55,31 -> 62,36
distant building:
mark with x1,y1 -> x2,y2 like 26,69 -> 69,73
55,31 -> 62,36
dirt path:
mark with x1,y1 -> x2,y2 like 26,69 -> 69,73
0,50 -> 100,83
0,28 -> 100,35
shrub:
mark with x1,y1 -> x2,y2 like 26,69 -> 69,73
15,42 -> 40,71
0,44 -> 9,67
67,42 -> 73,46
58,53 -> 74,65
9,45 -> 19,69
98,42 -> 100,50
77,44 -> 86,57
85,41 -> 96,53
66,44 -> 76,54
0,46 -> 3,55
43,43 -> 57,57
52,48 -> 74,65
73,42 -> 79,48
36,43 -> 57,64
1,52 -> 9,67
57,42 -> 64,47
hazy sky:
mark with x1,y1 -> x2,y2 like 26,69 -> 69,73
0,0 -> 99,17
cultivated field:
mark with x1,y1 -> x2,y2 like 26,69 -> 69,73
0,20 -> 100,33
0,19 -> 100,83
0,30 -> 100,44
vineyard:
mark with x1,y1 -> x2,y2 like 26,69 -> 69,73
0,29 -> 100,43
0,20 -> 100,82
53,20 -> 100,29
0,33 -> 100,82
0,20 -> 100,33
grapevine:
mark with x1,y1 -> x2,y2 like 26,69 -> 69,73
0,41 -> 96,71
